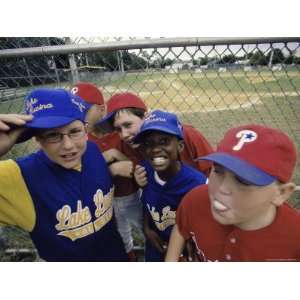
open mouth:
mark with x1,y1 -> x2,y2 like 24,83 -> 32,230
61,152 -> 78,161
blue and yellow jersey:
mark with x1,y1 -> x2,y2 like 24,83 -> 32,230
0,142 -> 127,261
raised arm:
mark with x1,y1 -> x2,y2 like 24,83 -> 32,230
0,114 -> 33,157
102,148 -> 129,163
165,224 -> 185,261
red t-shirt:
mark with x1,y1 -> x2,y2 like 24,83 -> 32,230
177,185 -> 300,262
180,124 -> 213,176
88,132 -> 120,152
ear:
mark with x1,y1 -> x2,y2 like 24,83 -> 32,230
177,140 -> 184,153
272,182 -> 296,206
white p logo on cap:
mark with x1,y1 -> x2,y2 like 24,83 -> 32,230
233,130 -> 257,151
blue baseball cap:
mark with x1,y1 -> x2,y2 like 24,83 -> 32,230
133,110 -> 183,143
17,88 -> 90,143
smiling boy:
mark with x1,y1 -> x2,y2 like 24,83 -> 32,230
165,124 -> 300,262
134,110 -> 207,261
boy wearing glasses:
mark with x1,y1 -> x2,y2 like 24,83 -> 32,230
165,124 -> 300,262
0,88 -> 127,261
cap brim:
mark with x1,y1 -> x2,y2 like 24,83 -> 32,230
134,126 -> 183,143
95,111 -> 115,127
199,152 -> 276,186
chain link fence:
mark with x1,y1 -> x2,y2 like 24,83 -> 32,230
0,37 -> 300,260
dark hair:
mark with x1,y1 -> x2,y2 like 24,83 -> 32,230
111,107 -> 146,125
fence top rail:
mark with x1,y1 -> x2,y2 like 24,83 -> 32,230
0,37 -> 299,58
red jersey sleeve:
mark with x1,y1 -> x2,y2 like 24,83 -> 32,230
88,132 -> 121,152
176,184 -> 210,240
180,124 -> 214,176
176,190 -> 194,240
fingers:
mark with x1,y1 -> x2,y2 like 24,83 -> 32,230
134,165 -> 148,187
0,114 -> 33,131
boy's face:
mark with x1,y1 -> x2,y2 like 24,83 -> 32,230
141,131 -> 183,174
113,111 -> 144,148
208,164 -> 279,230
35,120 -> 88,169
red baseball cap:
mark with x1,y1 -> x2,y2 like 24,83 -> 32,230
70,82 -> 104,105
199,124 -> 297,186
97,92 -> 147,125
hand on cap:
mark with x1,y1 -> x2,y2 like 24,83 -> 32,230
0,114 -> 33,131
0,114 -> 33,157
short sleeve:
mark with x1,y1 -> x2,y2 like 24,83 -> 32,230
181,125 -> 213,176
0,159 -> 35,231
176,193 -> 193,240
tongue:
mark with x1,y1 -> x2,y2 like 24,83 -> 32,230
213,200 -> 227,211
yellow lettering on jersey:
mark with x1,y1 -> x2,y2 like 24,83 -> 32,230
58,222 -> 95,241
94,206 -> 113,232
55,188 -> 114,241
55,200 -> 92,231
147,204 -> 160,222
94,187 -> 114,218
147,205 -> 176,231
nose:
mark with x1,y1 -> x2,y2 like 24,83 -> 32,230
217,174 -> 232,196
61,134 -> 75,149
120,128 -> 130,140
151,144 -> 161,153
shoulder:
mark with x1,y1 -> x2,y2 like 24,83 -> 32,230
181,124 -> 213,155
16,151 -> 41,169
180,184 -> 209,209
280,203 -> 300,229
84,141 -> 107,165
182,164 -> 207,183
177,184 -> 210,223
182,124 -> 207,140
0,159 -> 22,174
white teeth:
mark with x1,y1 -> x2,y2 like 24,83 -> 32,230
213,200 -> 228,211
153,157 -> 166,165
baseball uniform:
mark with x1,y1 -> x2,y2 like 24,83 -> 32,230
0,142 -> 127,261
177,184 -> 300,262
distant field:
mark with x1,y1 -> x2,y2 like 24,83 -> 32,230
1,67 -> 299,207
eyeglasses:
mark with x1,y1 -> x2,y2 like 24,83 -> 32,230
38,127 -> 86,144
